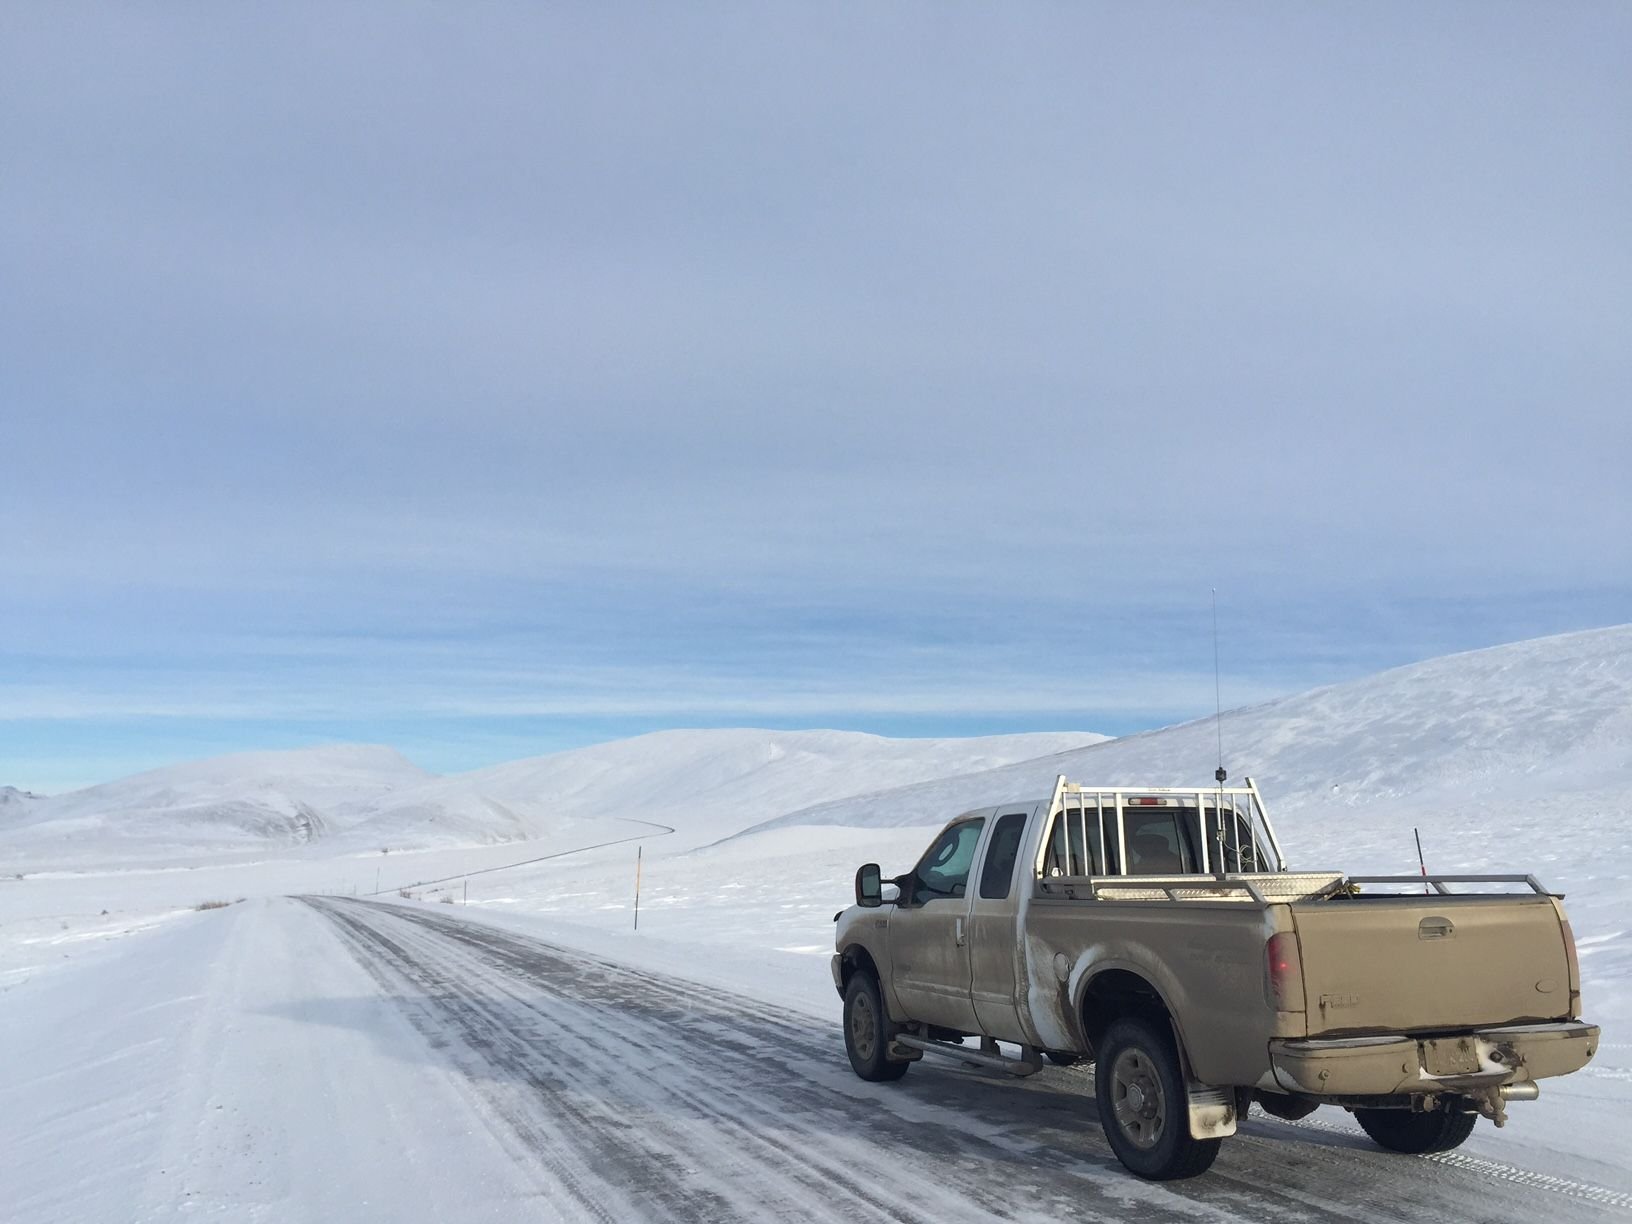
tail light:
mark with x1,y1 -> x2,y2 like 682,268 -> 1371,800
1265,931 -> 1305,1012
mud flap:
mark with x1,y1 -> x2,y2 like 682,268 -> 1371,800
1170,1014 -> 1240,1140
1186,1083 -> 1240,1139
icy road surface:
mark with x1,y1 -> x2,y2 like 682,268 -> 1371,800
304,898 -> 1626,1223
6,896 -> 1628,1223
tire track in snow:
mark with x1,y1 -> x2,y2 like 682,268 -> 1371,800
1252,1112 -> 1632,1212
302,898 -> 1626,1224
306,898 -> 1073,1224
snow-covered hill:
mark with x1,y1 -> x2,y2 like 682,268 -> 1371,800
438,728 -> 1102,848
0,786 -> 42,817
0,730 -> 1102,866
0,745 -> 434,861
744,623 -> 1632,843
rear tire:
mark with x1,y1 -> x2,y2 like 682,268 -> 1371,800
843,972 -> 910,1082
1354,1105 -> 1476,1154
1094,1017 -> 1222,1180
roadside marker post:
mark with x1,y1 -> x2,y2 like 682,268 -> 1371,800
634,846 -> 643,931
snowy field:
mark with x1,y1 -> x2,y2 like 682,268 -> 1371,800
3,626 -> 1631,1220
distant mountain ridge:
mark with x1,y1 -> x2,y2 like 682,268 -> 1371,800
8,622 -> 1629,871
0,729 -> 1103,866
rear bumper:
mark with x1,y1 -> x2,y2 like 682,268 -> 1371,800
1269,1021 -> 1600,1097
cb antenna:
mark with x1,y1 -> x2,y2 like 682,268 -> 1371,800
1212,588 -> 1226,786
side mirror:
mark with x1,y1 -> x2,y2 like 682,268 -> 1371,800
880,881 -> 900,903
855,863 -> 883,908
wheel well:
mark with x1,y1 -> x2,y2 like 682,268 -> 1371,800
839,945 -> 879,989
1080,969 -> 1174,1058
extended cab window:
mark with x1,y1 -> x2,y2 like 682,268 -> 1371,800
1042,807 -> 1105,876
912,818 -> 986,904
978,812 -> 1028,899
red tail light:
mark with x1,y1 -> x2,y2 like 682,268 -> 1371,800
1265,931 -> 1305,1012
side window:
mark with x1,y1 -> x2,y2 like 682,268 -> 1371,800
978,813 -> 1028,899
912,819 -> 986,904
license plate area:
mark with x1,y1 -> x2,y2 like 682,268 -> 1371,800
1421,1036 -> 1481,1076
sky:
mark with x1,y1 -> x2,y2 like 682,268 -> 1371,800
3,4 -> 1629,793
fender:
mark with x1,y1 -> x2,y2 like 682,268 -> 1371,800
1071,955 -> 1196,1065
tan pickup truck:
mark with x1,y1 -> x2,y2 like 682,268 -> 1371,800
831,776 -> 1598,1180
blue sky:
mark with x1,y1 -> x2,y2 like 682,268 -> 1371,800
3,4 -> 1629,792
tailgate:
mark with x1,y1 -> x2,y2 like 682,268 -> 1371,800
1290,896 -> 1572,1036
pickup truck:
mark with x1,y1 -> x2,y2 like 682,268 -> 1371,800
831,777 -> 1598,1180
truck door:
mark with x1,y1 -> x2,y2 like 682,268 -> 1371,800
966,809 -> 1032,1043
889,816 -> 985,1034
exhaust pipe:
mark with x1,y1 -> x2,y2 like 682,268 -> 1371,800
1498,1081 -> 1539,1102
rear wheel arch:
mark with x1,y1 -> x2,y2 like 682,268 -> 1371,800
1078,967 -> 1189,1065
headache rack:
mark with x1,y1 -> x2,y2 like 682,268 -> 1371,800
1034,774 -> 1302,903
1031,776 -> 1562,903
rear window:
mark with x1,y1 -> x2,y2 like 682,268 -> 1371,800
1122,810 -> 1192,875
1039,804 -> 1271,877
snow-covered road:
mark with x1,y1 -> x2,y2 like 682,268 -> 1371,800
6,896 -> 1628,1223
305,898 -> 1629,1223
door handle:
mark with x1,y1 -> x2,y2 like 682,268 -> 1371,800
955,917 -> 967,947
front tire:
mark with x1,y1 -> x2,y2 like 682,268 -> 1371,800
1354,1104 -> 1476,1154
843,972 -> 910,1082
1094,1017 -> 1221,1180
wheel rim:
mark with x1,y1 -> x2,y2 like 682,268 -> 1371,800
1110,1047 -> 1166,1150
849,990 -> 876,1060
